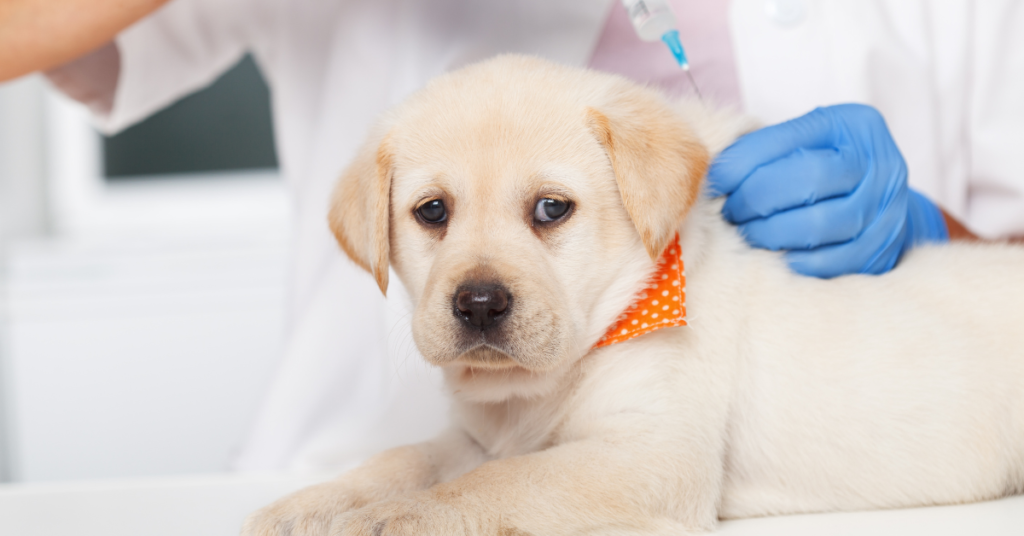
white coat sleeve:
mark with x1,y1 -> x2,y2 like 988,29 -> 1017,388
964,1 -> 1024,239
96,0 -> 260,134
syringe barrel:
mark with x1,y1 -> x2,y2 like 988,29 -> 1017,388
621,0 -> 677,41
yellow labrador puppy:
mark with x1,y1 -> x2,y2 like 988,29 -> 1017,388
244,55 -> 1024,536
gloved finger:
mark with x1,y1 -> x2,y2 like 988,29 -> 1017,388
736,181 -> 884,251
783,191 -> 909,278
721,147 -> 863,224
706,107 -> 839,196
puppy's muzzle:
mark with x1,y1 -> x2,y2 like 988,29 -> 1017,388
454,283 -> 511,330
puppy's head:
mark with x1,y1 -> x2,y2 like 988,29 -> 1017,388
330,56 -> 708,401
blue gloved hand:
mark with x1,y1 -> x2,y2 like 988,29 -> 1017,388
707,104 -> 949,278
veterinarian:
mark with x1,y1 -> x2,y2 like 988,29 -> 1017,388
3,0 -> 1022,472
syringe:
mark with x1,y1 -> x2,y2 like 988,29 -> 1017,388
620,0 -> 703,100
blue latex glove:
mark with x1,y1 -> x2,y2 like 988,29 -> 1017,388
707,104 -> 949,278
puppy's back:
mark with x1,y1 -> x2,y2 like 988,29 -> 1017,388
718,236 -> 1024,517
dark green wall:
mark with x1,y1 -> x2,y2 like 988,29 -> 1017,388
103,54 -> 278,179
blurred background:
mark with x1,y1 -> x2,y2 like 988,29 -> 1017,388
0,55 -> 290,483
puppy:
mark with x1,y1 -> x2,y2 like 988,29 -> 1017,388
243,55 -> 1024,536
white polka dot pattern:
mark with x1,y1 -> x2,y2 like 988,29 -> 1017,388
595,233 -> 687,348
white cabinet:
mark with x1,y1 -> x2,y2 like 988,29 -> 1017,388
3,221 -> 290,482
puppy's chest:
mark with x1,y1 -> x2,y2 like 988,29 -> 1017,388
458,397 -> 570,459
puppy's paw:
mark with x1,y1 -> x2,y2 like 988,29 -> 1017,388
241,483 -> 378,536
334,495 -> 477,536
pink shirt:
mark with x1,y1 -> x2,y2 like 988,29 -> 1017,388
588,0 -> 742,109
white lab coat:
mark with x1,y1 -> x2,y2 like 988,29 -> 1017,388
97,0 -> 1024,471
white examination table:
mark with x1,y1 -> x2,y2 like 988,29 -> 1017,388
1,473 -> 1021,536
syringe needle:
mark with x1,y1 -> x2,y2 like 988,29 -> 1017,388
661,30 -> 704,102
682,66 -> 704,102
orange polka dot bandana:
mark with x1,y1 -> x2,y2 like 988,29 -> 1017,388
595,233 -> 686,348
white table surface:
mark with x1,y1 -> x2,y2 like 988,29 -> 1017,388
1,473 -> 1022,536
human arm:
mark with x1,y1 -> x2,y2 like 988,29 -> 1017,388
940,213 -> 1024,244
941,210 -> 979,242
0,0 -> 169,82
3,0 -> 256,133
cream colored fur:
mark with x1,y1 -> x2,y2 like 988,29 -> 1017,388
243,56 -> 1024,536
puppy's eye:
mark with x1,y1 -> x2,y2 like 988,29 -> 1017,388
416,199 -> 447,224
534,198 -> 570,223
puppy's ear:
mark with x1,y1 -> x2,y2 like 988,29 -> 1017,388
587,98 -> 709,260
328,133 -> 394,295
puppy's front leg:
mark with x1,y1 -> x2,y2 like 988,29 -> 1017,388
339,335 -> 732,536
241,429 -> 487,536
339,434 -> 721,535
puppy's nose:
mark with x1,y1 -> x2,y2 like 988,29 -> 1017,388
454,284 -> 510,330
